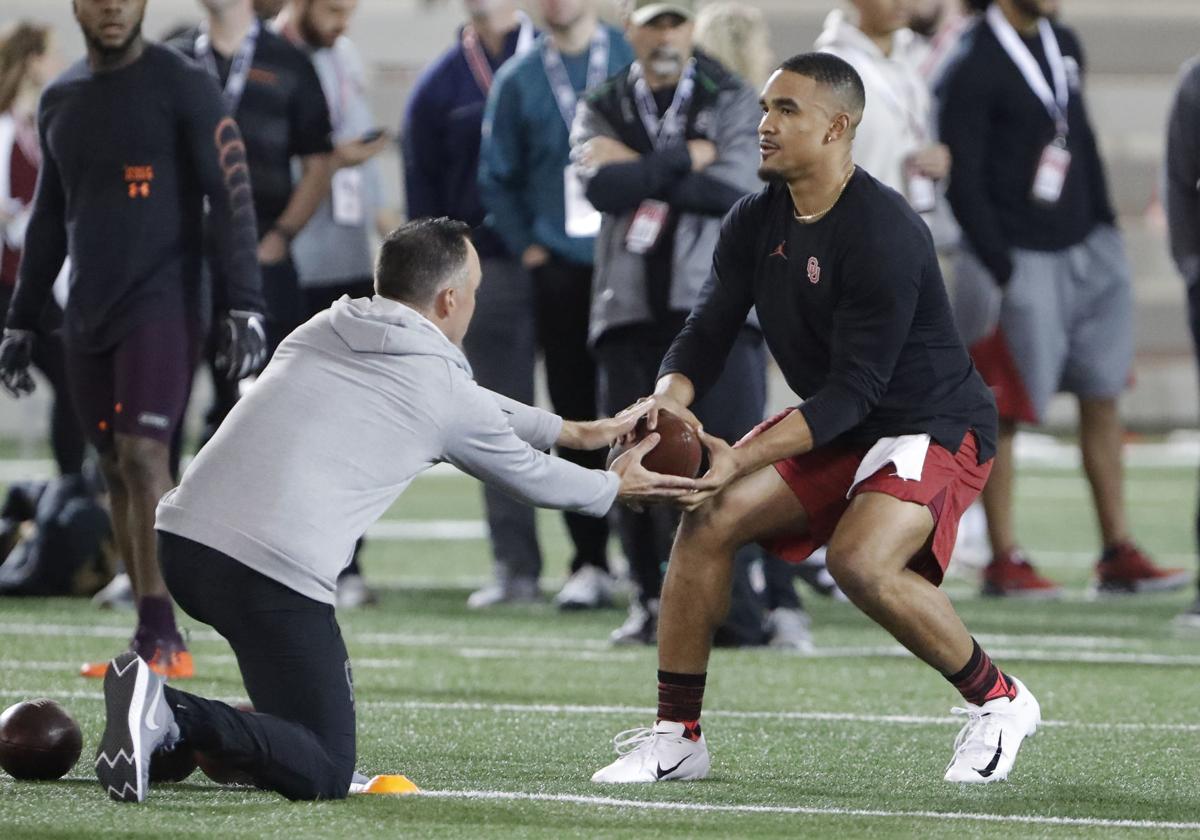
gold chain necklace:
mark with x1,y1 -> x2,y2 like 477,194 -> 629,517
792,166 -> 855,224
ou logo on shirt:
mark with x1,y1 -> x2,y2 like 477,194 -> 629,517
807,256 -> 821,284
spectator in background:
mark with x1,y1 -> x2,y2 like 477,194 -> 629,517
1164,54 -> 1200,626
572,0 -> 811,649
0,22 -> 85,483
170,0 -> 334,440
254,0 -> 287,19
402,1 -> 549,610
816,0 -> 950,218
275,0 -> 392,609
938,0 -> 1188,597
477,0 -> 633,609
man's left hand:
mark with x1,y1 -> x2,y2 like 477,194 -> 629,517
673,431 -> 745,512
257,229 -> 289,266
576,137 -> 639,169
559,403 -> 647,450
216,310 -> 268,380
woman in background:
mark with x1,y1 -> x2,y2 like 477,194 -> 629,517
0,21 -> 85,482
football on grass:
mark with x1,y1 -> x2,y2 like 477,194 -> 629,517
606,410 -> 702,478
0,699 -> 82,780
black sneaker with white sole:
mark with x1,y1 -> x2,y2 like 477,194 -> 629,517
95,651 -> 179,803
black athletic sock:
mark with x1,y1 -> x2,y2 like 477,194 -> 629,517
657,670 -> 705,738
946,638 -> 1017,706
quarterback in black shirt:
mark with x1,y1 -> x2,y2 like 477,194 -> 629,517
0,0 -> 267,681
593,54 -> 1040,787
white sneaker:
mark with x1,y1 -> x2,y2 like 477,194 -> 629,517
766,608 -> 814,653
92,572 -> 134,610
554,566 -> 615,610
591,721 -> 710,783
609,599 -> 657,646
95,651 -> 180,802
466,577 -> 540,609
336,573 -> 377,609
944,676 -> 1040,784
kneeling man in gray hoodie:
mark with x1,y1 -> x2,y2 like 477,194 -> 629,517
94,218 -> 695,804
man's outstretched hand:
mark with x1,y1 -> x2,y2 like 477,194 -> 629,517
610,433 -> 699,508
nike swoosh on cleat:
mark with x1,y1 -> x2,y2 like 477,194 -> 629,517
973,733 -> 1003,778
656,756 -> 689,779
144,678 -> 163,732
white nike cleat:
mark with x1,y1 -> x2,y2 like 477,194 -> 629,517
590,721 -> 710,783
95,651 -> 180,802
944,676 -> 1040,784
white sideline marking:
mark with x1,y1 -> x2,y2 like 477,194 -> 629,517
1,622 -> 1198,666
3,687 -> 1198,734
417,789 -> 1200,832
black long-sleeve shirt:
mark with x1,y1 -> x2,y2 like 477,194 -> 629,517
9,43 -> 262,351
1165,57 -> 1200,285
661,172 -> 997,461
937,19 -> 1115,285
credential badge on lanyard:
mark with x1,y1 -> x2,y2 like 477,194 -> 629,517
986,4 -> 1071,206
625,59 -> 696,254
196,18 -> 261,111
543,27 -> 611,238
461,10 -> 536,96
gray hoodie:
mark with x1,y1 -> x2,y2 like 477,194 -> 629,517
156,296 -> 619,605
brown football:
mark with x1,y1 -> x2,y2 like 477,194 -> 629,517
606,410 -> 702,478
0,698 -> 82,781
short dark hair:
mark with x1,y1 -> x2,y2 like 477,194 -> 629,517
775,52 -> 865,121
375,218 -> 473,306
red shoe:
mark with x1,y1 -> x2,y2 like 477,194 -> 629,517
80,638 -> 195,680
1095,542 -> 1191,595
981,549 -> 1062,599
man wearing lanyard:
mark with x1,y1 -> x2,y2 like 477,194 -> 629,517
571,0 -> 805,648
938,0 -> 1188,597
479,0 -> 633,611
1164,54 -> 1200,626
815,0 -> 950,217
170,0 -> 334,440
403,1 -> 553,610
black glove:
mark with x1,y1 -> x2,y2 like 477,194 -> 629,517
215,310 -> 268,381
0,329 -> 35,398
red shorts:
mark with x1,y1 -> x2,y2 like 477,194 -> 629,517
740,410 -> 992,585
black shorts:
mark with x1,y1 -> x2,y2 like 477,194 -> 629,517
64,317 -> 199,450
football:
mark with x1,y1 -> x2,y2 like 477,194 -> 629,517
606,409 -> 703,478
0,699 -> 83,781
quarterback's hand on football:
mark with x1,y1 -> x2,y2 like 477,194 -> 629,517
674,431 -> 744,511
611,433 -> 699,507
216,310 -> 268,380
0,329 -> 35,398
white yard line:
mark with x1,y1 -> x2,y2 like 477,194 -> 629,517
417,789 -> 1200,831
3,688 -> 1198,734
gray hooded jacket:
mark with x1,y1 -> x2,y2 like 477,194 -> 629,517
156,296 -> 618,604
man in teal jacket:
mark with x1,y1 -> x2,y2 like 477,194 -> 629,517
477,0 -> 633,611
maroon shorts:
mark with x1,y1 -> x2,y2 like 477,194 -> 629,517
740,410 -> 992,585
65,317 -> 199,451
